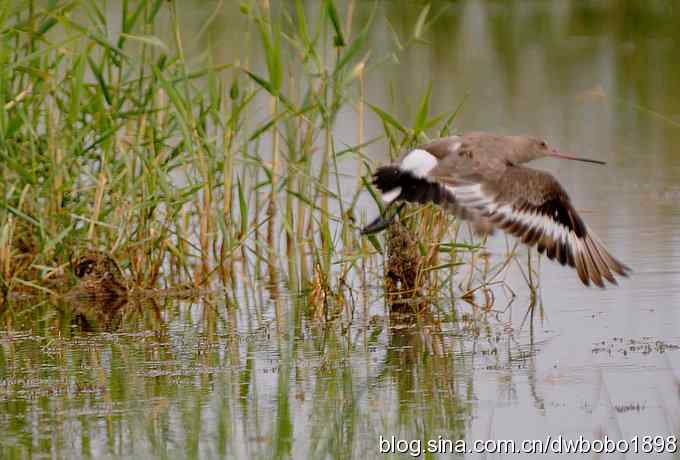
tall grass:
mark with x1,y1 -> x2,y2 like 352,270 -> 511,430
0,0 -> 504,318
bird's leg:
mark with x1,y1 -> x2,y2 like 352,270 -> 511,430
360,203 -> 405,235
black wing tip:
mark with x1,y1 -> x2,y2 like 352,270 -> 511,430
580,258 -> 631,288
535,232 -> 630,288
619,262 -> 633,277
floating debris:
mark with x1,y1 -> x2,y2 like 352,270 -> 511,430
592,337 -> 680,356
67,249 -> 128,299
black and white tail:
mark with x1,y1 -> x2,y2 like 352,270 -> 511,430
372,165 -> 455,207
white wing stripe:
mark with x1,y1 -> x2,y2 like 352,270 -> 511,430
449,182 -> 575,247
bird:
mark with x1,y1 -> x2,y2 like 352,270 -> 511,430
361,132 -> 630,287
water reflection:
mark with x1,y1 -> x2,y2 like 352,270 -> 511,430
384,320 -> 471,443
0,290 -> 544,458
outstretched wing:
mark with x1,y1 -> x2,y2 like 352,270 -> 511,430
445,166 -> 630,287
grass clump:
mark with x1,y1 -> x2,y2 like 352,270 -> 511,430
0,1 -> 514,321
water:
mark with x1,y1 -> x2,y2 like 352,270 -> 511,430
3,1 -> 680,458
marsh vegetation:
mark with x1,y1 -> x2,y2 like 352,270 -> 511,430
0,0 -> 518,310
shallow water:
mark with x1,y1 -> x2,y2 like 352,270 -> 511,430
3,1 -> 680,459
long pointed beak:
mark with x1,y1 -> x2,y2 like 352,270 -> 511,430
549,148 -> 606,165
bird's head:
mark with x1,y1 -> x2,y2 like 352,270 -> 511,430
513,136 -> 606,165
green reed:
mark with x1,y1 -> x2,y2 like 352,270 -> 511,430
0,0 -> 501,315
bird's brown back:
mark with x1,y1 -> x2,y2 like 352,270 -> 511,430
422,132 -> 513,183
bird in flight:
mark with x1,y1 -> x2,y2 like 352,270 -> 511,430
362,132 -> 630,287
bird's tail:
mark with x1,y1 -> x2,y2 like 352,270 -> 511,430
369,165 -> 494,235
372,165 -> 451,206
